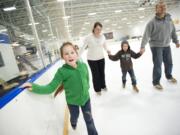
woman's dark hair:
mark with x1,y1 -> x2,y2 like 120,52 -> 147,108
92,22 -> 103,33
60,42 -> 77,58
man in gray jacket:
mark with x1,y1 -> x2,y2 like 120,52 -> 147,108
140,2 -> 180,90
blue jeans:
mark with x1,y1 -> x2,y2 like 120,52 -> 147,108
150,46 -> 173,85
122,69 -> 136,85
68,99 -> 98,135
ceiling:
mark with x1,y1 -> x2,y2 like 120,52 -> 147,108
0,0 -> 179,44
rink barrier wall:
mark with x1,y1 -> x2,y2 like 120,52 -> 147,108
0,60 -> 59,109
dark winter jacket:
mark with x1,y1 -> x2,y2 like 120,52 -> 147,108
108,45 -> 141,71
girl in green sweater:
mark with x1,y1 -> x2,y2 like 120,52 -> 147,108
22,42 -> 98,135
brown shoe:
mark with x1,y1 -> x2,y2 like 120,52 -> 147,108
154,84 -> 163,90
132,85 -> 139,93
168,77 -> 177,83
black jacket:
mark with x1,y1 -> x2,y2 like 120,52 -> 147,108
108,49 -> 141,71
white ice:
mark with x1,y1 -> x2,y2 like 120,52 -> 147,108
69,39 -> 180,135
0,39 -> 180,135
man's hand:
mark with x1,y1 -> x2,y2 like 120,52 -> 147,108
176,44 -> 180,48
140,48 -> 145,54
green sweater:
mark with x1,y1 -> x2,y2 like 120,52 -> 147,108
32,61 -> 90,106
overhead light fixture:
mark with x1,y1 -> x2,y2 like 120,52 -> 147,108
42,29 -> 48,32
88,13 -> 96,16
112,24 -> 117,26
19,34 -> 25,37
104,19 -> 110,23
115,10 -> 122,13
28,22 -> 39,25
139,16 -> 144,18
3,6 -> 16,11
121,17 -> 127,21
65,25 -> 72,28
48,34 -> 53,36
138,7 -> 145,11
0,40 -> 5,42
62,16 -> 70,19
84,22 -> 90,25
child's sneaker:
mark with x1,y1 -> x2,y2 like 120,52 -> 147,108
168,77 -> 177,83
132,85 -> 139,93
71,123 -> 77,130
154,84 -> 163,90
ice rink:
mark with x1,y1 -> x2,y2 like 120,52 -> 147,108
0,39 -> 180,135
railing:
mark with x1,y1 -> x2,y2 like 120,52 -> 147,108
0,59 -> 59,109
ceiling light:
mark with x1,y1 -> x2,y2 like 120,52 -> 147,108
62,16 -> 70,19
42,29 -> 48,32
3,6 -> 16,11
138,7 -> 145,11
65,25 -> 72,28
139,16 -> 144,18
84,22 -> 90,25
88,13 -> 96,16
104,19 -> 110,23
121,17 -> 127,21
19,34 -> 25,37
28,22 -> 39,25
115,10 -> 122,13
112,24 -> 117,26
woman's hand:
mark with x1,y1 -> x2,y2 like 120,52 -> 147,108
107,50 -> 111,55
21,82 -> 32,91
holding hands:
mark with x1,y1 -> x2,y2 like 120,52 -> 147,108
176,44 -> 180,48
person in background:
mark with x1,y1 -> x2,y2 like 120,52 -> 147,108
108,40 -> 142,93
21,42 -> 98,135
140,1 -> 180,90
79,22 -> 110,95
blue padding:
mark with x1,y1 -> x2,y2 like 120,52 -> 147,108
0,60 -> 59,109
0,33 -> 10,44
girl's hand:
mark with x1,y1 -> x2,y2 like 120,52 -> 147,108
21,82 -> 32,91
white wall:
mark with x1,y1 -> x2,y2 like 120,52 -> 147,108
0,44 -> 20,81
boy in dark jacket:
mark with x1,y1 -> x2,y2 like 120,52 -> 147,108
108,40 -> 141,92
